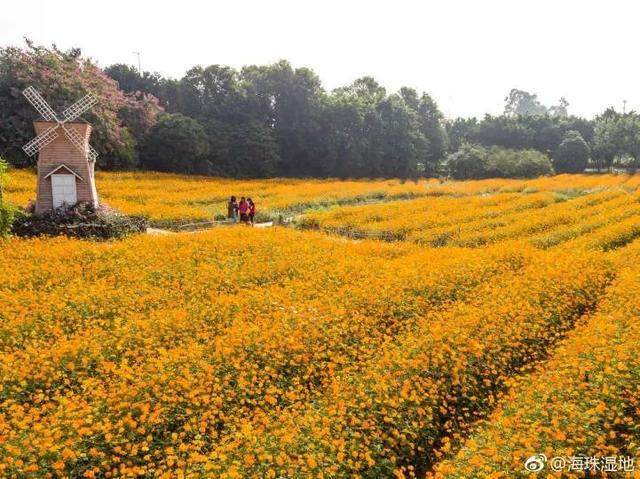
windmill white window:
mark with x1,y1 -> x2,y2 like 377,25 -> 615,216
44,165 -> 83,209
51,175 -> 77,209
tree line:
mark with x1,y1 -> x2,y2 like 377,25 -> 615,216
103,62 -> 450,178
1,41 -> 639,179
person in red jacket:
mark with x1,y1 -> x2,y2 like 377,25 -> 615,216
238,197 -> 249,224
247,198 -> 256,225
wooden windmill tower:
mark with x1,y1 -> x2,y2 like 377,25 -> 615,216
22,86 -> 100,214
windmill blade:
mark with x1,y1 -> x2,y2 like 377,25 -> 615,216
88,144 -> 98,162
22,124 -> 59,156
62,94 -> 98,122
23,86 -> 59,121
62,124 -> 89,158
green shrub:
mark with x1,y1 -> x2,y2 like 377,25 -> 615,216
447,144 -> 554,179
140,113 -> 210,174
0,203 -> 14,238
553,130 -> 590,173
446,143 -> 490,179
12,203 -> 148,240
486,146 -> 554,178
0,158 -> 14,237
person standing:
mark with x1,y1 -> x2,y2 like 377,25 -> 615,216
247,198 -> 256,225
227,196 -> 238,223
238,196 -> 249,224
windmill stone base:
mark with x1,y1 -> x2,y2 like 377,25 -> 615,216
34,120 -> 99,214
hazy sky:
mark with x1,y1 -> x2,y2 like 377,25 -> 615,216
3,0 -> 638,118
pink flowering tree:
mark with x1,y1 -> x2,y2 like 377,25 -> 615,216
0,40 -> 162,169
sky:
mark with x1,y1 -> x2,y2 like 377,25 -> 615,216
3,0 -> 639,119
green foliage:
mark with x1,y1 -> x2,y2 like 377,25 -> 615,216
0,203 -> 14,238
554,130 -> 591,173
230,121 -> 281,177
0,158 -> 14,237
504,88 -> 569,118
446,144 -> 490,179
118,92 -> 163,146
0,157 -> 8,203
109,128 -> 138,170
140,113 -> 210,174
592,109 -> 640,171
106,59 -> 449,178
319,81 -> 375,177
476,114 -> 535,149
446,117 -> 479,152
447,113 -> 594,159
10,41 -> 636,179
366,94 -> 427,178
486,146 -> 554,178
549,97 -> 570,117
240,61 -> 326,175
504,88 -> 548,116
447,145 -> 553,179
104,64 -> 169,102
400,87 -> 448,172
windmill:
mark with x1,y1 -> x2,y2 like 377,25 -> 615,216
22,86 -> 100,213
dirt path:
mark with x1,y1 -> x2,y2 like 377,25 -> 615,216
146,227 -> 175,235
146,221 -> 274,235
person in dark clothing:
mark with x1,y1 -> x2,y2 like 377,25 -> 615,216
247,198 -> 256,225
227,196 -> 238,223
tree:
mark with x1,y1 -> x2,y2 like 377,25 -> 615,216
319,80 -> 435,178
447,144 -> 553,179
485,147 -> 553,178
528,115 -> 594,156
1,44 -> 453,179
592,111 -> 619,170
0,41 -> 164,169
400,87 -> 448,173
240,61 -> 326,175
334,76 -> 386,103
549,97 -> 569,117
446,117 -> 479,152
106,128 -> 138,170
0,41 -> 126,167
553,130 -> 590,173
230,122 -> 281,177
140,113 -> 210,174
323,77 -> 389,177
592,110 -> 640,171
504,88 -> 548,116
446,143 -> 489,179
118,92 -> 163,146
105,64 -> 157,94
105,63 -> 176,110
448,114 -> 595,160
178,65 -> 244,123
201,118 -> 234,175
476,115 -> 535,149
320,91 -> 369,177
365,94 -> 426,178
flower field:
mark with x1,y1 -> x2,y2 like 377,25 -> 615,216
1,173 -> 640,478
300,178 -> 640,249
4,170 -> 434,226
7,169 -> 640,227
429,241 -> 640,479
